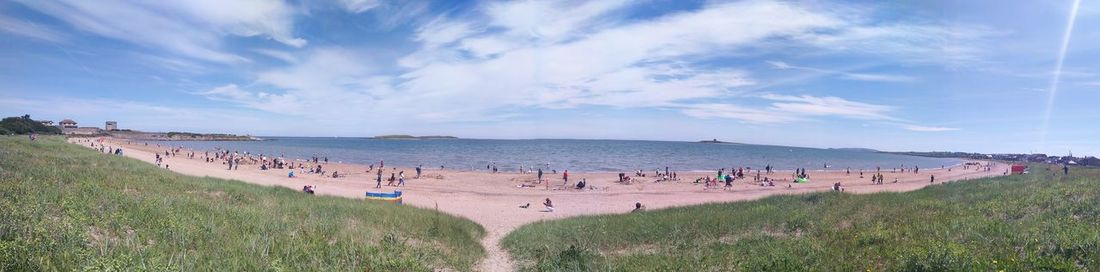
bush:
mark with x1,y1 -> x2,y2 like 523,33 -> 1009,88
0,115 -> 61,135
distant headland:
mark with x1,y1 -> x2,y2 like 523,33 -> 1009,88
370,135 -> 458,140
0,115 -> 259,141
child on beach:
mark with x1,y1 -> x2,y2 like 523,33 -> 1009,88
543,198 -> 554,212
562,170 -> 569,187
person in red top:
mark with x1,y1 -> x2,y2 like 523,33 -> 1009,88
562,170 -> 569,186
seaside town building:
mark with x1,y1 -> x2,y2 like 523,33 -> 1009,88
58,118 -> 104,135
39,120 -> 54,126
106,121 -> 117,131
59,119 -> 78,128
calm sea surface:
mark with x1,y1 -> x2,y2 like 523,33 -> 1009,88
157,137 -> 960,172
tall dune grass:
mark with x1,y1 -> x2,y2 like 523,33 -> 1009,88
504,164 -> 1100,271
0,136 -> 485,271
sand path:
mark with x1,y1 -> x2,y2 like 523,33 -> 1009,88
75,138 -> 1008,271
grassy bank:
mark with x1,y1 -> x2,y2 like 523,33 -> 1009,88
0,136 -> 485,271
504,166 -> 1100,271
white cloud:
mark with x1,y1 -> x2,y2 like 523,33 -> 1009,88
680,103 -> 802,124
761,94 -> 896,120
0,14 -> 66,42
252,48 -> 298,63
767,60 -> 915,82
902,125 -> 960,132
13,0 -> 305,63
680,94 -> 897,124
193,0 -> 976,133
795,23 -> 996,67
415,20 -> 476,47
340,0 -> 380,13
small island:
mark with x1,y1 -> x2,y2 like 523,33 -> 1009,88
699,138 -> 737,144
371,135 -> 458,140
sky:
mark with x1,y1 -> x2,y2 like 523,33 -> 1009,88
1,0 -> 1098,155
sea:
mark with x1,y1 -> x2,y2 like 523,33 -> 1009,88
155,137 -> 960,172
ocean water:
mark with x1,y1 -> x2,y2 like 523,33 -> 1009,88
156,137 -> 960,172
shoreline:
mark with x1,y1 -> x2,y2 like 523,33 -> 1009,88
123,138 -> 965,174
73,137 -> 1009,272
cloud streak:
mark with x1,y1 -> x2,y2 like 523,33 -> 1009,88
13,0 -> 305,63
767,61 -> 915,82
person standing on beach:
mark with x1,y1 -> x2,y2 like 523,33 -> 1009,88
930,175 -> 935,183
415,165 -> 422,179
375,169 -> 383,188
537,168 -> 544,183
562,170 -> 569,187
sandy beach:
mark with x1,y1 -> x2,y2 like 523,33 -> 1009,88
73,138 -> 1009,271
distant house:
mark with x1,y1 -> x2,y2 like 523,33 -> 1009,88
1081,157 -> 1100,167
39,120 -> 54,126
59,119 -> 78,128
106,121 -> 117,131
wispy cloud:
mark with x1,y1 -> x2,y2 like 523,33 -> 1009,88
761,94 -> 896,120
767,61 -> 915,82
679,93 -> 897,124
13,0 -> 305,63
0,14 -> 66,42
902,125 -> 960,132
251,48 -> 298,63
188,0 -> 981,133
339,0 -> 380,13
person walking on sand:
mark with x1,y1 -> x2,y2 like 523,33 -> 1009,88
562,170 -> 569,187
930,174 -> 935,183
398,171 -> 406,187
375,169 -> 383,188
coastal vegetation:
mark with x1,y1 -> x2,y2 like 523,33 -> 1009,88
0,115 -> 61,135
503,166 -> 1100,271
0,136 -> 485,271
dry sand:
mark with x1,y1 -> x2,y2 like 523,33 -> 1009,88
74,138 -> 1008,272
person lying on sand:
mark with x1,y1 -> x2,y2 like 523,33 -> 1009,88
519,203 -> 530,208
575,179 -> 586,189
632,202 -> 646,212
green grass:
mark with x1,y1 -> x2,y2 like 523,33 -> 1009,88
504,165 -> 1100,271
0,136 -> 485,271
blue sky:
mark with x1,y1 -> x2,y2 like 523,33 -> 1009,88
1,0 -> 1098,155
